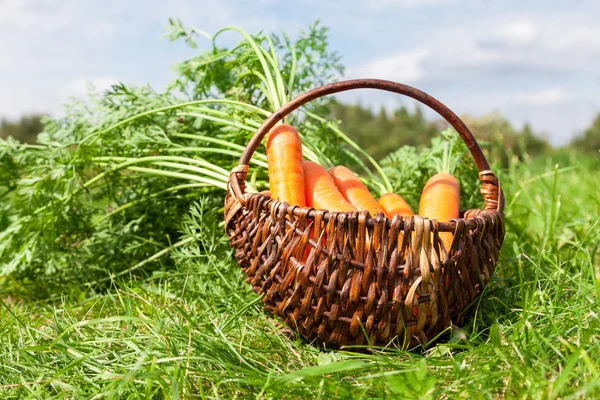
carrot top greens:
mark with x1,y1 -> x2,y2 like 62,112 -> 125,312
381,128 -> 480,213
0,21 -> 389,286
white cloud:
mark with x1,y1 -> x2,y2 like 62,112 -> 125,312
345,20 -> 544,85
64,77 -> 120,99
511,88 -> 570,107
86,22 -> 118,38
473,21 -> 538,51
346,49 -> 430,83
506,22 -> 537,43
0,0 -> 77,31
365,0 -> 457,9
495,21 -> 538,46
0,0 -> 284,120
0,0 -> 598,145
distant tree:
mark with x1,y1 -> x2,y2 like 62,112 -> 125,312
459,113 -> 550,164
571,114 -> 600,153
328,102 -> 550,164
0,114 -> 46,144
329,101 -> 438,161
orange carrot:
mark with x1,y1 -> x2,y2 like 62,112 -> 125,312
329,166 -> 384,216
302,161 -> 357,212
266,124 -> 306,207
418,172 -> 460,251
260,190 -> 271,197
378,193 -> 414,255
378,193 -> 414,218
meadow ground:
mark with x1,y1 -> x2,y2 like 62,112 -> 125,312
0,151 -> 598,399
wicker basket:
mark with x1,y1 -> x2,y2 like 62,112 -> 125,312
224,79 -> 505,349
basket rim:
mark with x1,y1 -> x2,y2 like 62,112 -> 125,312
227,189 -> 503,234
227,78 -> 505,216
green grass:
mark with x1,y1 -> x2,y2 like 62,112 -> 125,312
0,151 -> 599,399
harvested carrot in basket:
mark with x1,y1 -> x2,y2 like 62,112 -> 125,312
266,124 -> 306,207
378,193 -> 414,218
419,143 -> 460,251
302,161 -> 357,212
329,166 -> 384,216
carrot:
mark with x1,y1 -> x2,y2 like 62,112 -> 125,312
377,193 -> 414,256
266,124 -> 306,207
419,173 -> 459,251
418,143 -> 460,252
302,161 -> 357,212
260,190 -> 271,197
378,193 -> 414,218
329,166 -> 384,216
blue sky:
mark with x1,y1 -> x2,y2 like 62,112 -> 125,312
1,0 -> 599,145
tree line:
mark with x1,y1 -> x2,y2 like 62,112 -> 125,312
329,101 -> 598,161
2,106 -> 599,158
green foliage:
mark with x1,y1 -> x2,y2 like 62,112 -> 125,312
0,152 -> 598,399
385,359 -> 436,399
329,103 -> 552,169
0,114 -> 46,144
165,20 -> 343,111
571,113 -> 600,154
0,21 -> 359,288
0,87 -> 200,287
380,128 -> 481,211
461,112 -> 551,165
330,101 -> 439,161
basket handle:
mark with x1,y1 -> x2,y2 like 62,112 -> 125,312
230,79 -> 503,213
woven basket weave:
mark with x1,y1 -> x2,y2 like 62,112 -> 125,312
224,79 -> 505,349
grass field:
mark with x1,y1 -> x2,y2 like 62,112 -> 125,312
0,149 -> 598,399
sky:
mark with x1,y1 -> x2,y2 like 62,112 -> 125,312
1,0 -> 599,145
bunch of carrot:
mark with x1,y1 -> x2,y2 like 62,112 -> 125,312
265,124 -> 460,251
